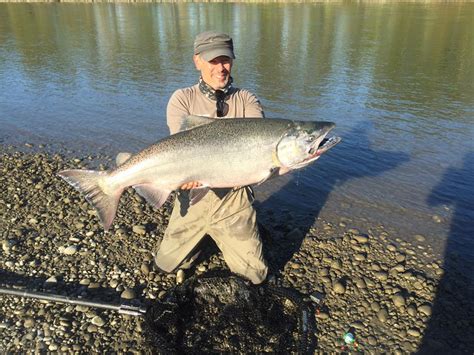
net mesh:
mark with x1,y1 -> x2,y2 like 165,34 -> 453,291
144,273 -> 315,353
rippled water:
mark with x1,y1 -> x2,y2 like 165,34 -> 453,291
1,3 -> 473,264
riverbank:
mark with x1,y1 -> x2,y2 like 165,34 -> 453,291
1,145 -> 473,352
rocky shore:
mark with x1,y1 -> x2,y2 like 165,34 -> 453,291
1,145 -> 473,353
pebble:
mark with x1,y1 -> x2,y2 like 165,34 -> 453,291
330,259 -> 342,270
91,316 -> 106,327
87,324 -> 98,333
371,264 -> 381,271
377,308 -> 389,322
395,253 -> 406,262
350,321 -> 364,330
387,244 -> 397,252
2,240 -> 13,253
347,228 -> 360,235
368,336 -> 377,346
140,263 -> 150,275
370,302 -> 381,312
290,262 -> 300,270
316,311 -> 329,320
109,279 -> 119,288
418,304 -> 432,316
354,253 -> 366,261
375,271 -> 388,281
45,276 -> 58,284
24,318 -> 35,328
333,281 -> 346,294
355,277 -> 367,289
80,278 -> 91,286
176,269 -> 185,284
353,234 -> 369,244
120,289 -> 136,300
407,328 -> 421,337
392,264 -> 405,272
407,305 -> 417,317
132,225 -> 146,235
392,294 -> 406,308
414,234 -> 426,242
62,245 -> 78,255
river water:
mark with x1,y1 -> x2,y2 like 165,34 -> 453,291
1,3 -> 473,266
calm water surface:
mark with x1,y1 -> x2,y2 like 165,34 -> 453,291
1,3 -> 473,265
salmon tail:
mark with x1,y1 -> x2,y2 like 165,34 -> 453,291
57,169 -> 122,232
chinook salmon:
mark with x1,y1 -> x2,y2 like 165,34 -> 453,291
58,116 -> 341,231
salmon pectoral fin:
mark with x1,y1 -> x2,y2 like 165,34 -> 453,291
189,187 -> 210,205
133,184 -> 171,209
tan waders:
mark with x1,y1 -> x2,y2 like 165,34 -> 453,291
154,187 -> 268,284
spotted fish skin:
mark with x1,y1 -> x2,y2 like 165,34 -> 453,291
58,117 -> 340,231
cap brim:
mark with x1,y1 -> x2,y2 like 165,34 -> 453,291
200,48 -> 235,61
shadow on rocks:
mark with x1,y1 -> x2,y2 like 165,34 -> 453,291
0,270 -> 145,307
419,151 -> 474,353
255,121 -> 410,277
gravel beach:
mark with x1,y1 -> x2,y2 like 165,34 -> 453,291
1,145 -> 473,353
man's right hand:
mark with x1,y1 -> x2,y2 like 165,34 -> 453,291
180,181 -> 202,190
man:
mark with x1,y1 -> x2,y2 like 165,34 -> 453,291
153,31 -> 268,284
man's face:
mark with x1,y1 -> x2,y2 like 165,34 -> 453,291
194,55 -> 233,90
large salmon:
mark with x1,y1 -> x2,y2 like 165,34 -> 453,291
58,116 -> 341,231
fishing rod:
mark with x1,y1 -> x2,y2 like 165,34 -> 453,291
0,286 -> 147,317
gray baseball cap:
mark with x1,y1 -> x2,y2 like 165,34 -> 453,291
193,31 -> 235,61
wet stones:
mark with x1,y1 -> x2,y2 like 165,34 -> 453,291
414,234 -> 426,242
392,294 -> 406,308
61,245 -> 78,255
120,289 -> 136,300
0,149 -> 464,353
176,269 -> 185,285
354,277 -> 367,289
375,271 -> 388,281
333,280 -> 346,294
91,316 -> 106,327
418,304 -> 432,316
354,234 -> 369,244
132,225 -> 146,235
377,308 -> 389,323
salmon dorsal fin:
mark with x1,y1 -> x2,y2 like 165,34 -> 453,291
180,115 -> 216,131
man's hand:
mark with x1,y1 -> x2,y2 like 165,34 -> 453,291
180,181 -> 202,190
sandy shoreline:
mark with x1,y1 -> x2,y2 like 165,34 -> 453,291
1,144 -> 473,352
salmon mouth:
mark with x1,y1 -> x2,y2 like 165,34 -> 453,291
315,136 -> 341,156
307,135 -> 341,158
